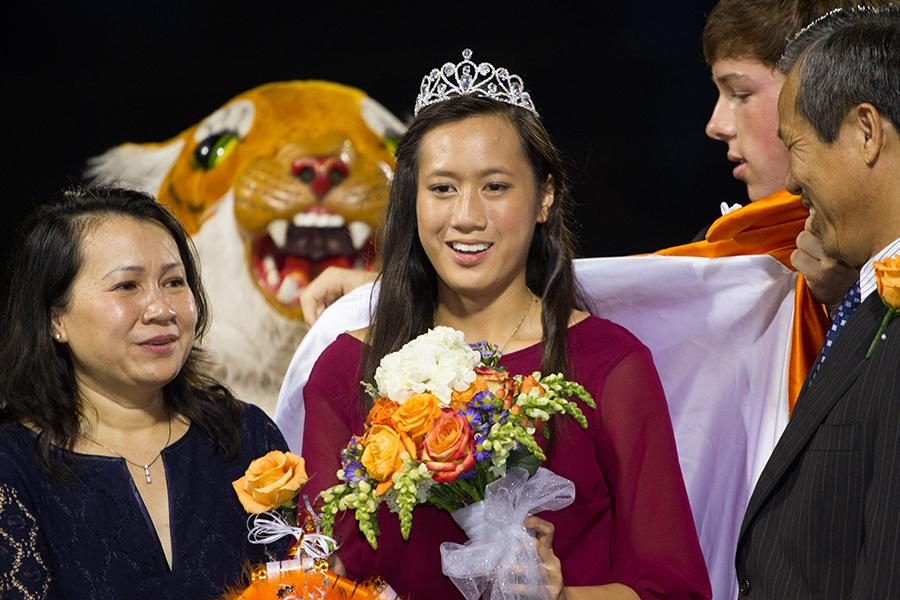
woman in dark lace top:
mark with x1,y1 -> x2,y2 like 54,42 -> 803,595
0,187 -> 288,599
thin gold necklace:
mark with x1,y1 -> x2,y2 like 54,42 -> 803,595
498,295 -> 536,355
83,411 -> 173,485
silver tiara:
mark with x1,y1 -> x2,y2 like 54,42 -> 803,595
414,49 -> 538,117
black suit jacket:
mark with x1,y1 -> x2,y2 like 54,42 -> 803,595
735,292 -> 900,599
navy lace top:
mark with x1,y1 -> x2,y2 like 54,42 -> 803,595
0,403 -> 290,599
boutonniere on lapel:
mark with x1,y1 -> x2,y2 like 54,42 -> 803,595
866,256 -> 900,358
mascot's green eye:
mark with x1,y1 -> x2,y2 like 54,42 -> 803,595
383,128 -> 404,157
193,131 -> 239,170
384,136 -> 399,156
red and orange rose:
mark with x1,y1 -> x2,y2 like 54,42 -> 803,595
476,367 -> 518,406
421,410 -> 476,483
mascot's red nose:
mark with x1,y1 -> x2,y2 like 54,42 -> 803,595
291,156 -> 350,200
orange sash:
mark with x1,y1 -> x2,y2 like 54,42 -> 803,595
656,189 -> 829,414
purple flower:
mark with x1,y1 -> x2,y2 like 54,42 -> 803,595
468,341 -> 493,358
471,390 -> 494,408
342,458 -> 367,483
457,469 -> 477,480
339,436 -> 369,482
467,409 -> 494,438
468,341 -> 502,367
474,434 -> 492,462
464,406 -> 484,429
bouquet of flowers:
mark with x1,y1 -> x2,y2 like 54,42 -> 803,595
224,450 -> 397,600
317,326 -> 595,599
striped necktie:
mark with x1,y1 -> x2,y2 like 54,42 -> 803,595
809,280 -> 861,382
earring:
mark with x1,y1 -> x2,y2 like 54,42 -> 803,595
53,333 -> 61,342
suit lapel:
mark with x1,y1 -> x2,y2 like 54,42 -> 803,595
740,294 -> 886,539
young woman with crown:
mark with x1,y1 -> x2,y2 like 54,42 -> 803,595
300,50 -> 711,599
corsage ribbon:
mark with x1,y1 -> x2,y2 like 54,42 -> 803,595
439,467 -> 576,600
247,511 -> 336,560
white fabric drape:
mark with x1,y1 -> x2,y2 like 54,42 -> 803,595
274,253 -> 798,600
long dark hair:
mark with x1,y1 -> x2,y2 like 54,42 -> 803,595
0,186 -> 243,470
364,96 -> 579,400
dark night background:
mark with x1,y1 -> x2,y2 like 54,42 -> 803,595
1,1 -> 742,300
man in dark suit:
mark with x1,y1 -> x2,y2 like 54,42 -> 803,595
735,6 -> 900,599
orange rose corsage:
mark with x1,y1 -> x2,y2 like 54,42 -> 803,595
866,256 -> 900,358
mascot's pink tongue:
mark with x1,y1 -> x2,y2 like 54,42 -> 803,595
282,256 -> 312,288
281,255 -> 353,284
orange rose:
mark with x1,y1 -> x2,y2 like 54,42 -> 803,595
450,377 -> 488,411
874,256 -> 900,307
367,397 -> 400,426
232,450 -> 308,514
868,256 -> 900,359
422,410 -> 476,483
361,425 -> 407,496
390,393 -> 442,440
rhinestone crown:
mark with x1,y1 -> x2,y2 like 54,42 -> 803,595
414,49 -> 538,117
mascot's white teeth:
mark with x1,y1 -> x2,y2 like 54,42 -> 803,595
267,219 -> 289,248
263,255 -> 280,287
292,212 -> 347,228
276,274 -> 302,304
348,221 -> 372,250
450,242 -> 491,253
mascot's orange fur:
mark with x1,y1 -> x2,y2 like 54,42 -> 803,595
88,81 -> 404,414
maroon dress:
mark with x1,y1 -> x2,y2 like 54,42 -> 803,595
302,316 -> 711,599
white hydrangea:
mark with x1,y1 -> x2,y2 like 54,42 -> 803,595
374,326 -> 480,407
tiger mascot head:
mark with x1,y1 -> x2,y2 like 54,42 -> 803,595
88,81 -> 404,414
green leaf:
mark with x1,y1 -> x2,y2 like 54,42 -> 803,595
507,450 -> 541,476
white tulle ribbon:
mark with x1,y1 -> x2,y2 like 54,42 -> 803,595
246,510 -> 336,560
440,467 -> 576,600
